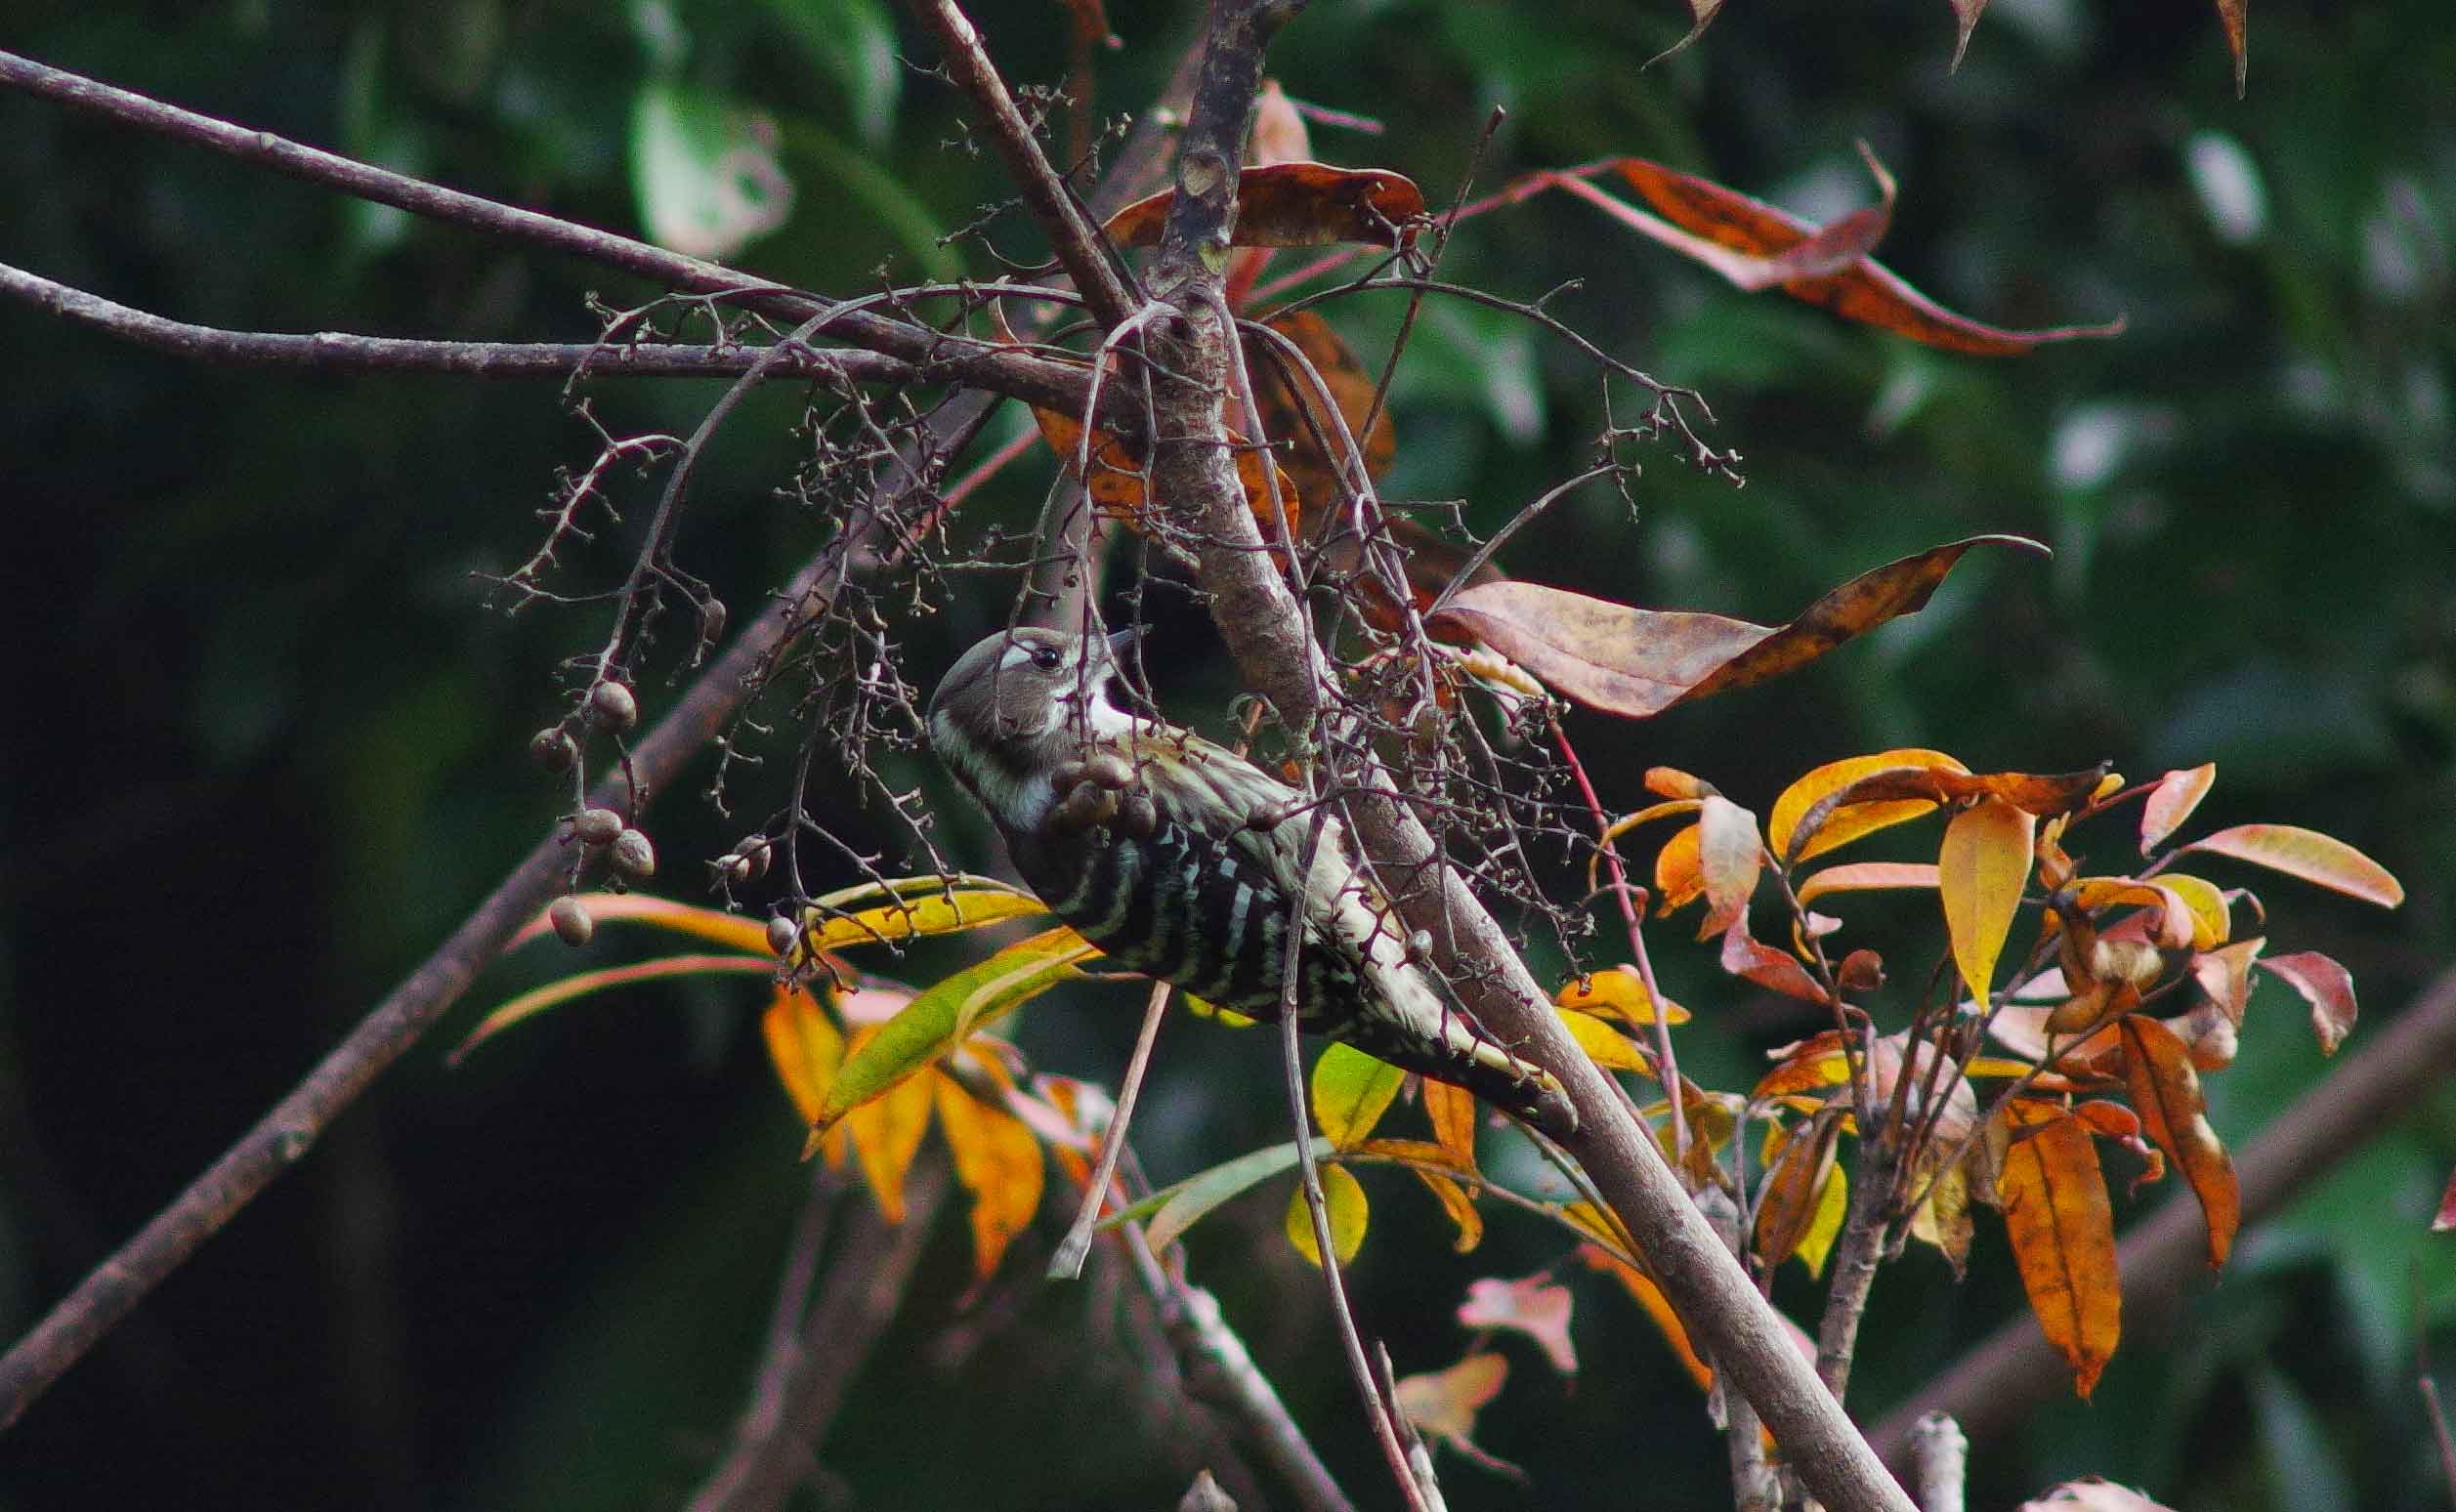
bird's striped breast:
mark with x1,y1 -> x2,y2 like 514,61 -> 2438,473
1014,816 -> 1365,1026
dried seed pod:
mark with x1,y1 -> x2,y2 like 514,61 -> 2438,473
1118,789 -> 1159,840
529,727 -> 578,773
766,914 -> 800,957
2090,938 -> 2165,988
610,827 -> 656,880
548,896 -> 595,947
573,808 -> 625,846
1081,751 -> 1134,791
1049,759 -> 1090,793
1837,948 -> 1886,995
586,680 -> 638,733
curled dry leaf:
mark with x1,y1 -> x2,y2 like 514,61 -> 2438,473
1427,537 -> 2042,720
1104,160 -> 1426,248
2117,1015 -> 2239,1267
1773,748 -> 1969,863
1720,916 -> 1828,1002
1560,157 -> 2125,355
1245,309 -> 1396,525
2256,950 -> 2358,1055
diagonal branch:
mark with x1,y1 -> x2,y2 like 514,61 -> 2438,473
1135,4 -> 1915,1509
903,0 -> 1139,329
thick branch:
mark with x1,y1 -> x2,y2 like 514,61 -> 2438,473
1870,960 -> 2456,1465
1139,6 -> 1914,1510
0,51 -> 1104,418
903,0 -> 1138,328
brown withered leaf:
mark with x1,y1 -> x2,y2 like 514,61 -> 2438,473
1649,0 -> 1728,64
1427,535 -> 2042,719
1245,309 -> 1396,524
1997,1102 -> 2121,1398
1948,0 -> 1987,69
2215,0 -> 2248,98
2117,1015 -> 2239,1268
1031,402 -> 1298,539
1754,1112 -> 1843,1270
1105,161 -> 1425,249
1720,916 -> 1829,1003
1589,158 -> 2126,356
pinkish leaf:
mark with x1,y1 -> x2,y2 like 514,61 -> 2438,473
1458,1273 -> 1578,1375
2257,951 -> 2358,1055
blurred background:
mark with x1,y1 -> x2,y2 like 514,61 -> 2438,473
2,0 -> 2452,1507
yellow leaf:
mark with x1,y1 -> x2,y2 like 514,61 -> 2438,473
1286,1163 -> 1369,1267
2153,873 -> 2230,949
1793,1159 -> 1849,1279
793,875 -> 1048,958
1554,966 -> 1690,1026
1769,748 -> 1969,862
1311,1042 -> 1407,1150
1940,797 -> 2036,1010
1557,1006 -> 1653,1073
933,1077 -> 1046,1281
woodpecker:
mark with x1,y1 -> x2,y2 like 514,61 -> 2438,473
926,626 -> 1577,1138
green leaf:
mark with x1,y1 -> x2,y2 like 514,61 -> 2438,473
630,81 -> 794,260
792,874 -> 1048,959
1286,1164 -> 1371,1267
1131,1138 -> 1333,1252
1310,1043 -> 1407,1149
760,0 -> 900,147
811,927 -> 1097,1130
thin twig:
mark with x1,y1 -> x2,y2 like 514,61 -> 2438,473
1050,980 -> 1173,1279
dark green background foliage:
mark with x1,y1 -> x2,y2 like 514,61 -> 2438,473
2,0 -> 2451,1507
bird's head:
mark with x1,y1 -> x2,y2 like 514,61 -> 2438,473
927,627 -> 1140,802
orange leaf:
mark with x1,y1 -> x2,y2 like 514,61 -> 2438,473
1589,159 -> 2125,356
2257,951 -> 2358,1056
843,1040 -> 935,1223
1996,1104 -> 2121,1397
1393,1352 -> 1522,1479
1421,1078 -> 1482,1177
2182,824 -> 2404,908
1104,161 -> 1425,248
761,985 -> 845,1126
1753,1113 -> 1842,1270
1425,538 -> 2039,720
509,891 -> 776,954
1771,748 -> 1968,862
1655,822 -> 1706,912
2215,0 -> 2247,98
1940,798 -> 2037,1010
2138,764 -> 2217,856
2117,1015 -> 2239,1267
933,1075 -> 1046,1281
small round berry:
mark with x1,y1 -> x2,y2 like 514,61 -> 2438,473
586,681 -> 638,733
573,808 -> 625,846
610,828 -> 656,880
765,914 -> 800,957
529,727 -> 579,773
548,896 -> 595,947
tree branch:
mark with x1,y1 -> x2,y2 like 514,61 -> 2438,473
1136,5 -> 1915,1508
1869,960 -> 2456,1466
903,0 -> 1139,329
0,51 -> 1106,419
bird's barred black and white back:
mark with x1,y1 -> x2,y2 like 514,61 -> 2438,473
926,627 -> 1577,1138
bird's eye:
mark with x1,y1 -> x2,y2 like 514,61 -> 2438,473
1030,645 -> 1062,671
